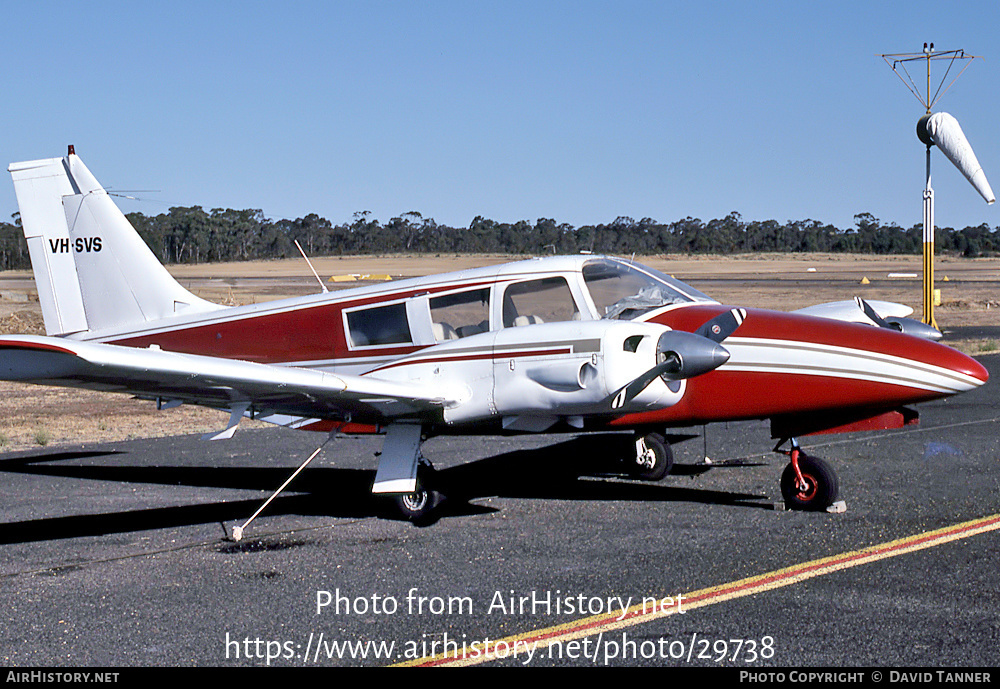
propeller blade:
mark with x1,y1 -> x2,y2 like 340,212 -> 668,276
694,308 -> 747,343
611,310 -> 747,409
614,354 -> 682,408
919,112 -> 995,204
855,296 -> 890,328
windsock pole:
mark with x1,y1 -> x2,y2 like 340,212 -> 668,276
922,145 -> 937,329
921,50 -> 936,329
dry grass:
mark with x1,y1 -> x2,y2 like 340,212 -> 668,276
0,253 -> 996,450
0,381 -> 229,450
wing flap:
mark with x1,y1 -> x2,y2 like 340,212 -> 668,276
0,335 -> 457,424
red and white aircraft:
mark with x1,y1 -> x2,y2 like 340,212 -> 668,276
2,149 -> 989,528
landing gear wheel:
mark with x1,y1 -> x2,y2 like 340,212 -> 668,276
630,433 -> 673,481
780,453 -> 839,511
393,460 -> 443,524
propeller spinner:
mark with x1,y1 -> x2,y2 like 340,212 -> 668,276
611,308 -> 745,409
854,297 -> 942,341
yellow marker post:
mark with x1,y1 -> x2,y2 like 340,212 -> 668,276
922,148 -> 938,329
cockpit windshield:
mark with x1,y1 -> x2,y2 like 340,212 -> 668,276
582,259 -> 714,320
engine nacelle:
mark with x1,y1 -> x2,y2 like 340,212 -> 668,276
369,320 -> 728,429
488,320 -> 683,420
884,316 -> 943,342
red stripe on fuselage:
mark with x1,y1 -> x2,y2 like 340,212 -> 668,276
101,281 -> 494,365
107,301 -> 353,363
0,339 -> 76,355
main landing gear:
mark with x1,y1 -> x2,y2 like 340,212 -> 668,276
630,432 -> 674,481
775,438 -> 839,511
378,427 -> 681,524
392,457 -> 443,524
373,424 -> 446,524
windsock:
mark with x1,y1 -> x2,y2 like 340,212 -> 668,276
917,112 -> 995,204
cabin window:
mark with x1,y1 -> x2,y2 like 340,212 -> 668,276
429,288 -> 490,341
502,277 -> 579,327
346,302 -> 412,347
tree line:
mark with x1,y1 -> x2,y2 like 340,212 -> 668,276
0,208 -> 998,271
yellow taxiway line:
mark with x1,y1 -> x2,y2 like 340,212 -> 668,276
395,512 -> 1000,667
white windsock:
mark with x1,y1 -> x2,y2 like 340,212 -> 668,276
922,111 -> 995,204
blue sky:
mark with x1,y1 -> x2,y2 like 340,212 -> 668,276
4,1 -> 1000,233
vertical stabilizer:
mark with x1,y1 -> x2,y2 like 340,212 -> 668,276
8,156 -> 89,335
8,150 -> 225,336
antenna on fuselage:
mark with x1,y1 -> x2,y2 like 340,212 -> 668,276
294,239 -> 329,294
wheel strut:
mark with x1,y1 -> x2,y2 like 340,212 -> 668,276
788,438 -> 808,493
774,437 -> 840,511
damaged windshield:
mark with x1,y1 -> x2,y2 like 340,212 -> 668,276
583,259 -> 714,320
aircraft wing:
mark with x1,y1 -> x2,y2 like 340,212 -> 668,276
792,300 -> 912,324
0,335 -> 460,427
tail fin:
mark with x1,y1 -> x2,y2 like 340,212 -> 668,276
8,148 -> 223,336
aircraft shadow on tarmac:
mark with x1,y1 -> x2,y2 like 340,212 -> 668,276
0,436 -> 771,543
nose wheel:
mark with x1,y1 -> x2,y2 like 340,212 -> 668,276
777,442 -> 839,511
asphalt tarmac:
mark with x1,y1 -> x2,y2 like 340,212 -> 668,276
1,355 -> 998,668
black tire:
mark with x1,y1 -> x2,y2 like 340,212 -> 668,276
780,453 -> 839,511
392,462 -> 443,524
631,433 -> 674,481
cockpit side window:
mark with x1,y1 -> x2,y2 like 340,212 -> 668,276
346,302 -> 412,347
502,276 -> 579,327
429,288 -> 490,341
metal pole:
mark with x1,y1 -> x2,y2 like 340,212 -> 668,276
921,46 -> 937,329
922,145 -> 937,329
926,46 -> 932,111
231,436 -> 332,541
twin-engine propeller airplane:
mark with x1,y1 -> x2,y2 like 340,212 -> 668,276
2,148 -> 989,532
